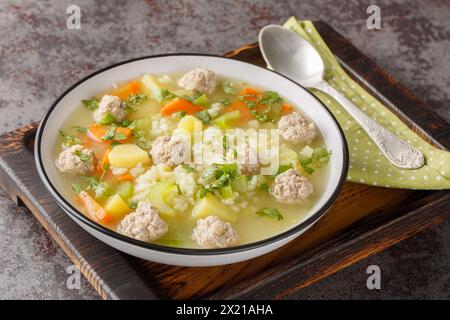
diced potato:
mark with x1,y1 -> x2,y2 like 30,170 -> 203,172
108,144 -> 150,168
148,181 -> 178,218
127,100 -> 161,121
191,193 -> 237,222
104,194 -> 131,219
279,146 -> 298,166
172,128 -> 192,140
177,115 -> 202,133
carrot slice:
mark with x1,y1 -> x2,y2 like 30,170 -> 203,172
117,173 -> 134,182
160,98 -> 204,116
96,147 -> 111,172
78,191 -> 111,223
281,103 -> 294,114
113,80 -> 142,100
224,100 -> 254,122
87,125 -> 133,143
240,87 -> 262,101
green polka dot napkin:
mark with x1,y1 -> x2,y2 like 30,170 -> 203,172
283,18 -> 450,189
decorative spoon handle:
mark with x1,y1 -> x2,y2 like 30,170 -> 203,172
312,80 -> 424,169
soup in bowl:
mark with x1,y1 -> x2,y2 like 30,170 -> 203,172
36,55 -> 347,266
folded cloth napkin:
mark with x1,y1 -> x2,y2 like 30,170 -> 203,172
283,18 -> 450,189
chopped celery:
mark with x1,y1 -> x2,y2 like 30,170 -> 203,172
135,118 -> 152,131
220,185 -> 233,199
279,146 -> 298,166
193,94 -> 209,107
148,181 -> 178,217
141,74 -> 162,101
213,110 -> 241,129
116,181 -> 134,200
299,145 -> 314,159
231,175 -> 247,192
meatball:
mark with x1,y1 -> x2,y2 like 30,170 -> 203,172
270,168 -> 313,203
55,144 -> 95,175
117,201 -> 168,242
93,95 -> 127,123
150,135 -> 189,167
278,112 -> 316,144
177,68 -> 216,94
238,145 -> 261,176
192,216 -> 238,248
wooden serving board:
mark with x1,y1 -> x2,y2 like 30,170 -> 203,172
0,22 -> 449,300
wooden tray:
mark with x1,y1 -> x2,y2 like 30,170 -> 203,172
0,22 -> 449,300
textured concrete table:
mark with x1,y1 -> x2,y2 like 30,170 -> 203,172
0,0 -> 448,299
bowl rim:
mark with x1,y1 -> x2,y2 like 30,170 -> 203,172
35,53 -> 349,256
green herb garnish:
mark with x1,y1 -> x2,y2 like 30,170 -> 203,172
74,149 -> 91,162
73,126 -> 87,133
259,183 -> 270,192
219,98 -> 231,106
129,201 -> 138,209
121,119 -> 131,127
256,207 -> 284,221
71,183 -> 85,193
125,93 -> 148,110
82,97 -> 99,110
299,147 -> 331,175
182,164 -> 196,173
157,88 -> 177,102
198,185 -> 209,198
195,110 -> 211,124
222,82 -> 236,94
59,131 -> 82,148
102,127 -> 116,140
97,112 -> 116,125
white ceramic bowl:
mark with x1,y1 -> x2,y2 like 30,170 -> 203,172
35,54 -> 348,266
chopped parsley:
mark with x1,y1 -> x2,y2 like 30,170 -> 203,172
259,91 -> 282,107
256,207 -> 284,221
74,149 -> 91,162
299,147 -> 331,175
198,185 -> 209,198
208,164 -> 239,190
259,183 -> 270,192
222,82 -> 236,94
182,164 -> 196,173
129,201 -> 138,209
195,110 -> 211,124
156,88 -> 177,102
71,183 -> 85,193
121,119 -> 131,127
60,131 -> 82,149
81,97 -> 99,110
219,98 -> 231,106
72,176 -> 111,198
113,131 -> 127,141
97,112 -> 116,125
125,93 -> 148,110
72,126 -> 87,133
102,127 -> 117,141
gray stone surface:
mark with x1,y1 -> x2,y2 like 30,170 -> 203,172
0,0 -> 448,299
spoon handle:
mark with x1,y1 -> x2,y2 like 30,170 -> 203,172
311,80 -> 424,169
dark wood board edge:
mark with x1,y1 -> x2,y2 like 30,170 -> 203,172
209,191 -> 450,299
0,123 -> 159,300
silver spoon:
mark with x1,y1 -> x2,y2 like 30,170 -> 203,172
259,25 -> 424,169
